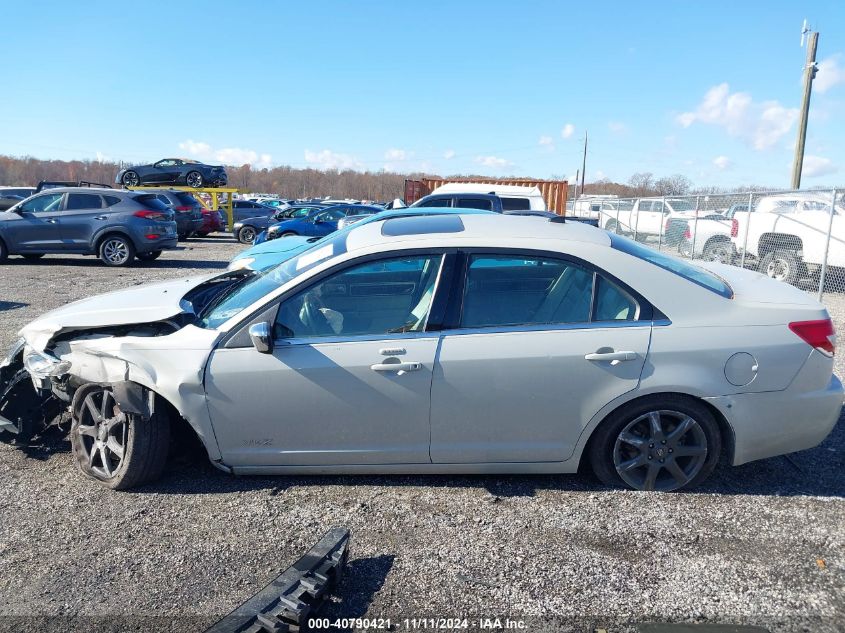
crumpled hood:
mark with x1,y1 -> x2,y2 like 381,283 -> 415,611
19,273 -> 221,351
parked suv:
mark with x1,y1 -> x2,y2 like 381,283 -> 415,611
0,188 -> 178,266
146,189 -> 204,240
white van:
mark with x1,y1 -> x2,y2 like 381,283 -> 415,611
428,183 -> 547,211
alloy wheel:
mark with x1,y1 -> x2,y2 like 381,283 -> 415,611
186,172 -> 203,188
613,409 -> 708,491
122,171 -> 139,187
240,227 -> 256,243
76,389 -> 127,480
102,238 -> 130,265
765,257 -> 790,281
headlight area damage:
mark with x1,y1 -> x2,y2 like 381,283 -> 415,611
0,319 -> 184,441
0,270 -> 251,445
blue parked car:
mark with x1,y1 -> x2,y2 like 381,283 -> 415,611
262,204 -> 383,241
229,207 -> 495,272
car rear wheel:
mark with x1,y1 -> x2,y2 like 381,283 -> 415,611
237,226 -> 257,244
0,239 -> 9,262
137,250 -> 162,261
99,235 -> 136,266
71,385 -> 170,490
186,171 -> 204,188
121,171 -> 140,188
759,251 -> 802,285
702,239 -> 734,264
589,396 -> 721,492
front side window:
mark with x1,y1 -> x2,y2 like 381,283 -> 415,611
19,193 -> 63,213
66,193 -> 103,210
418,197 -> 450,208
274,254 -> 444,339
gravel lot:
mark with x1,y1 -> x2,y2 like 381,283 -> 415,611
0,237 -> 843,632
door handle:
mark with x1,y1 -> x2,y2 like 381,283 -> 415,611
371,361 -> 422,375
584,351 -> 638,363
94,216 -> 108,220
44,218 -> 57,224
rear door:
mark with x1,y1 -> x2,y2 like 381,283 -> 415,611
430,251 -> 651,464
59,192 -> 106,251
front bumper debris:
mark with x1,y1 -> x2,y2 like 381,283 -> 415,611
205,527 -> 350,633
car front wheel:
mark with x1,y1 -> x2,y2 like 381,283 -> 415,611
759,251 -> 802,285
121,171 -> 140,187
702,239 -> 734,264
589,396 -> 721,492
237,226 -> 257,244
99,235 -> 136,266
70,385 -> 170,490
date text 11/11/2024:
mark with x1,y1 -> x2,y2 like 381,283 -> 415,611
307,618 -> 527,630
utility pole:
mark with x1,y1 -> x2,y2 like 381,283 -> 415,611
791,23 -> 819,189
580,132 -> 588,196
573,169 -> 579,199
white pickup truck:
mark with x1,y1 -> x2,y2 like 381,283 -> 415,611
600,197 -> 700,244
731,193 -> 843,284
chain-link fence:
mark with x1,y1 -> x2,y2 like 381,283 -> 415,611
570,188 -> 844,316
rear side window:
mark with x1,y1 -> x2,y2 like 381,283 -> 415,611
174,192 -> 199,206
66,194 -> 103,210
501,198 -> 530,211
103,195 -> 121,207
132,194 -> 170,211
609,234 -> 733,298
457,198 -> 493,211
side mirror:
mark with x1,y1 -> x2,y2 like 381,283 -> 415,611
248,322 -> 273,354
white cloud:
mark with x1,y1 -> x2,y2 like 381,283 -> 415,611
712,155 -> 732,170
443,149 -> 456,159
538,135 -> 555,151
303,149 -> 364,171
816,55 -> 845,94
178,139 -> 273,168
802,155 -> 838,178
474,155 -> 512,169
561,123 -> 575,139
677,83 -> 798,150
384,148 -> 409,161
608,121 -> 627,134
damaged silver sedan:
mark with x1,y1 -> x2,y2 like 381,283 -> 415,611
1,214 -> 841,492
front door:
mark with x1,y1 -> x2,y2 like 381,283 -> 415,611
2,192 -> 66,251
430,252 -> 651,464
205,252 -> 450,467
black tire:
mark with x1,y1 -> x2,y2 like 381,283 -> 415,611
98,234 -> 136,267
702,239 -> 734,264
195,231 -> 209,238
122,171 -> 140,188
588,395 -> 721,492
21,253 -> 45,260
237,225 -> 257,244
186,171 -> 204,188
604,220 -> 619,233
70,385 -> 171,490
0,239 -> 9,262
759,251 -> 802,285
137,250 -> 162,261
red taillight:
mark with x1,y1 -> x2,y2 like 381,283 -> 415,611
144,234 -> 160,240
174,205 -> 192,212
664,218 -> 670,232
683,226 -> 691,239
134,210 -> 167,220
789,319 -> 836,356
730,219 -> 738,237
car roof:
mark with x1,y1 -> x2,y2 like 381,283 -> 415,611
345,212 -> 610,252
33,187 -> 129,195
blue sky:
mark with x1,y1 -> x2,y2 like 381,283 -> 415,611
2,0 -> 844,188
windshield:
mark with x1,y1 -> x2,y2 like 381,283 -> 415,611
199,231 -> 350,328
667,199 -> 696,211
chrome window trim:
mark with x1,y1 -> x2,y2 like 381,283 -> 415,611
438,319 -> 663,338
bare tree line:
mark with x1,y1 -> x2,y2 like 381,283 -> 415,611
2,155 -> 837,201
